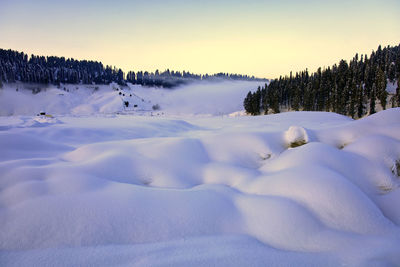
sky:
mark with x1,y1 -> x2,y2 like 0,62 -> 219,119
0,0 -> 399,78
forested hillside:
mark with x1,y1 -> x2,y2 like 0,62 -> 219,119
0,49 -> 265,89
244,44 -> 400,118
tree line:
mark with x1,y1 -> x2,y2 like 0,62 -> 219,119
244,44 -> 400,117
126,70 -> 264,88
0,48 -> 266,89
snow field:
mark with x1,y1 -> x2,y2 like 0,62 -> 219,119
1,109 -> 400,266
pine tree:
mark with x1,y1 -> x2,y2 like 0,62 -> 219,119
349,87 -> 356,118
251,87 -> 261,115
244,91 -> 253,115
376,68 -> 388,110
271,89 -> 280,114
396,76 -> 400,107
370,83 -> 377,115
356,82 -> 365,118
260,85 -> 268,114
388,63 -> 396,81
292,85 -> 300,111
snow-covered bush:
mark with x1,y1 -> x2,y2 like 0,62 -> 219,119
285,126 -> 309,148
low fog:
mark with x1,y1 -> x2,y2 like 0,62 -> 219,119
0,80 -> 266,116
130,80 -> 266,116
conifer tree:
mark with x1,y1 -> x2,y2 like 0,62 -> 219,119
292,85 -> 300,111
244,91 -> 254,115
271,90 -> 280,113
376,68 -> 388,109
356,82 -> 366,118
349,87 -> 356,119
370,83 -> 377,115
251,87 -> 261,115
260,85 -> 268,114
396,76 -> 400,107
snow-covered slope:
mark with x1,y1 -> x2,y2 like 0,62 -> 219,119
0,82 -> 152,116
1,109 -> 400,266
0,80 -> 264,116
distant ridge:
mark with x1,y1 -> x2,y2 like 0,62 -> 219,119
0,48 -> 266,89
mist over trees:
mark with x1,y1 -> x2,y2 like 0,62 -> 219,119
244,44 -> 400,117
0,49 -> 266,89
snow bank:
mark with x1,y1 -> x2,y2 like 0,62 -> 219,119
1,109 -> 400,266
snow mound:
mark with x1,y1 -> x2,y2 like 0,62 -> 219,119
285,125 -> 309,147
22,115 -> 62,127
228,110 -> 246,117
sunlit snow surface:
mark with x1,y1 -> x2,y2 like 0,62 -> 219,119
1,84 -> 400,266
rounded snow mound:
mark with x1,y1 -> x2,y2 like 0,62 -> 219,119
285,126 -> 309,148
23,115 -> 62,127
